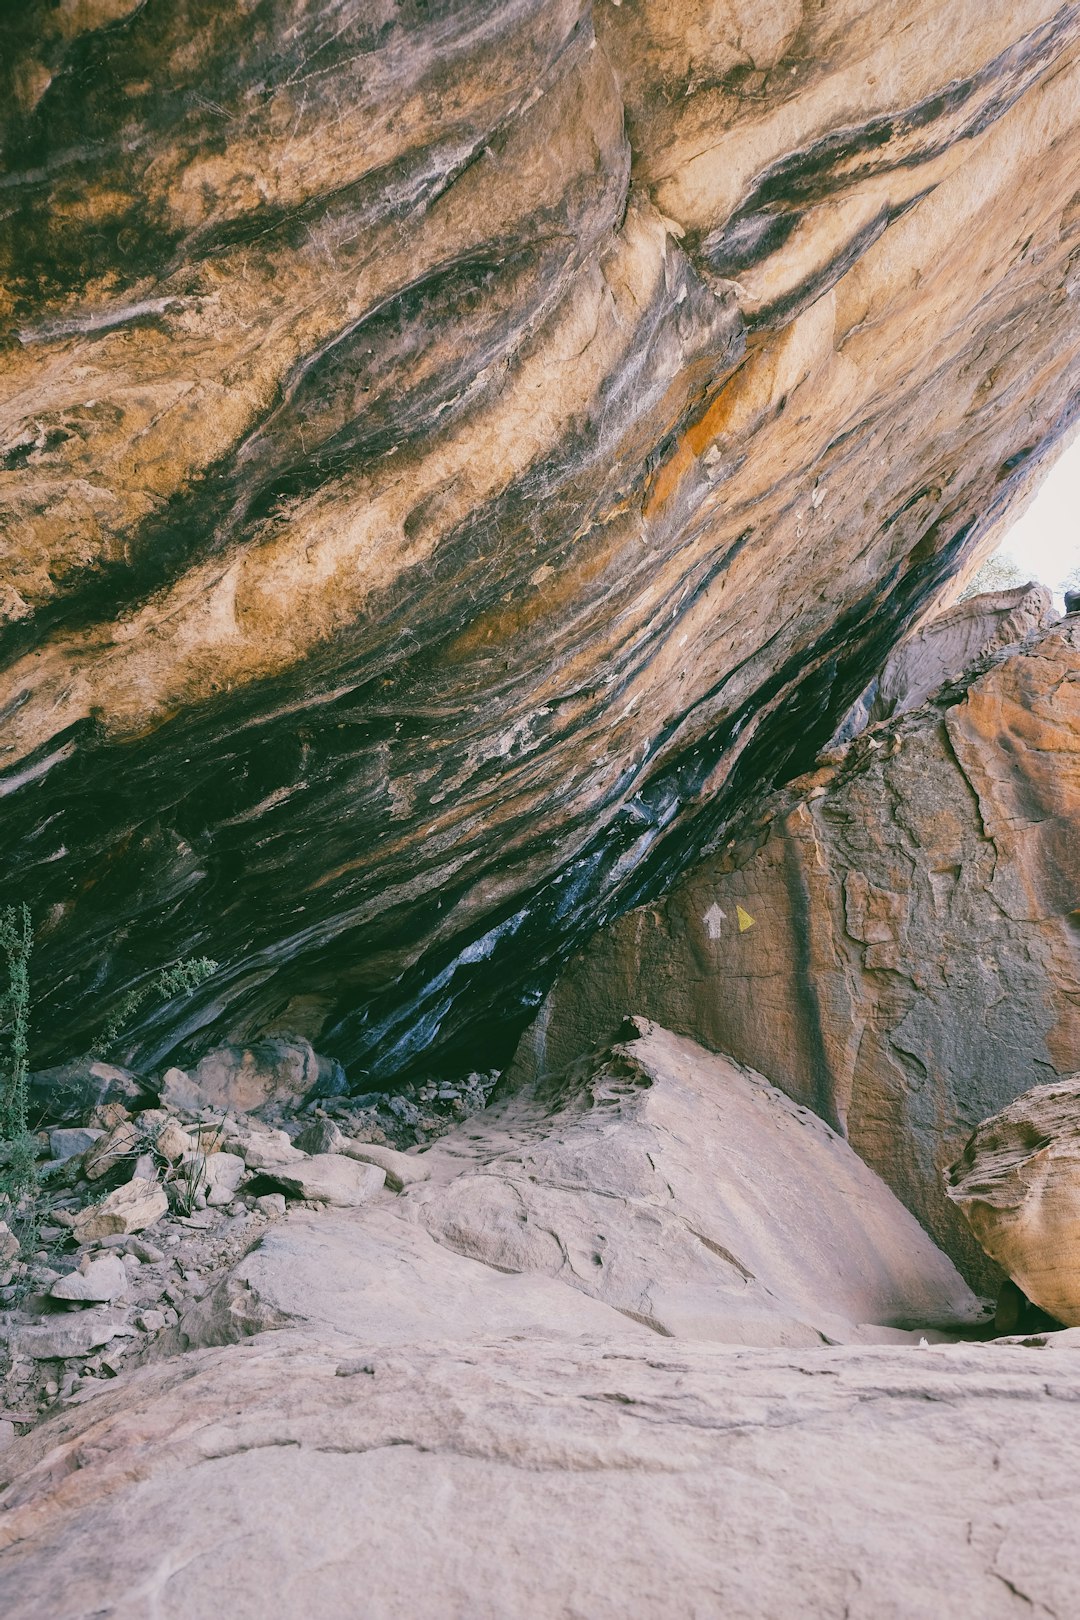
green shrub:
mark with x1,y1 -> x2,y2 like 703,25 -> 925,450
0,904 -> 37,1240
96,955 -> 219,1055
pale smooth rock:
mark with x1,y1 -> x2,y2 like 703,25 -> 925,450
46,1127 -> 103,1162
73,1179 -> 169,1242
947,1074 -> 1080,1325
3,1332 -> 1080,1619
409,1022 -> 980,1346
259,1156 -> 386,1209
189,1151 -> 247,1207
516,621 -> 1080,1285
339,1140 -> 432,1190
10,1316 -> 127,1362
49,1254 -> 128,1304
254,1194 -> 287,1219
235,1130 -> 306,1171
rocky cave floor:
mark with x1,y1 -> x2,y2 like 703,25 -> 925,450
0,1061 -> 499,1432
3,1018 -> 1080,1618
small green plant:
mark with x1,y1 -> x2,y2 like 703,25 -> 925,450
0,904 -> 37,1247
166,1115 -> 226,1216
96,956 -> 219,1055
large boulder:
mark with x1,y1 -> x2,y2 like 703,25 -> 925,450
3,1325 -> 1080,1616
2,4 -> 1080,1082
947,1074 -> 1080,1326
407,1020 -> 981,1347
514,619 -> 1080,1284
157,1022 -> 980,1358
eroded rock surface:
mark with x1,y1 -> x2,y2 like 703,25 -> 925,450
3,1318 -> 1080,1617
948,1074 -> 1080,1326
834,582 -> 1056,740
2,3 -> 1080,1080
516,619 -> 1080,1283
4,1021 -> 1076,1616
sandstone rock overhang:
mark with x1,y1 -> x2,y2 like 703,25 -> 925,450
2,1 -> 1080,1082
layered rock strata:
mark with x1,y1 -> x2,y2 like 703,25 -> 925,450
833,581 -> 1056,740
2,3 -> 1080,1078
948,1074 -> 1080,1326
514,618 -> 1080,1282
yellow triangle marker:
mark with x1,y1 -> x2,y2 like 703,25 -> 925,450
736,905 -> 755,933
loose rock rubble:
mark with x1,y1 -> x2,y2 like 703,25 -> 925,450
1,1040 -> 498,1435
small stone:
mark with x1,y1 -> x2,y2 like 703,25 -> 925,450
88,1101 -> 131,1131
43,1380 -> 59,1398
50,1253 -> 129,1303
254,1193 -> 286,1218
258,1155 -> 385,1208
47,1127 -> 104,1162
0,1420 -> 15,1450
136,1309 -> 166,1333
73,1178 -> 169,1242
132,1153 -> 157,1181
83,1120 -> 141,1182
12,1317 -> 126,1361
155,1119 -> 195,1161
135,1108 -> 170,1134
294,1118 -> 343,1155
178,1150 -> 246,1207
125,1237 -> 165,1262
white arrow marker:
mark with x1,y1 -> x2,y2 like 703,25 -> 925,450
703,903 -> 727,940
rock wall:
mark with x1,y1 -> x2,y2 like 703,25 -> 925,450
514,619 -> 1080,1283
3,3 -> 1080,1081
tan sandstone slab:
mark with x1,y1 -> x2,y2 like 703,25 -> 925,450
2,1331 -> 1079,1619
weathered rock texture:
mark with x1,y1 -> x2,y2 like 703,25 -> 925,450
3,4 -> 1080,1080
4,1023 -> 1076,1616
516,620 -> 1080,1283
164,1023 -> 980,1356
948,1074 -> 1080,1325
834,582 -> 1056,740
5,1330 -> 1080,1620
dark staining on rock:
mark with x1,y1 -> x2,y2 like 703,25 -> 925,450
694,5 -> 1080,321
0,0 -> 592,327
